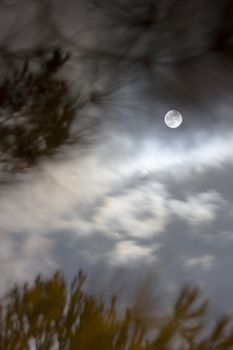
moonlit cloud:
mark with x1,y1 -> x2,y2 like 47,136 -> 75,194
0,232 -> 56,292
169,192 -> 226,225
109,240 -> 157,265
183,254 -> 215,270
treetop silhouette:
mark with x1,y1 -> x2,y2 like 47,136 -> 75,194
1,271 -> 233,350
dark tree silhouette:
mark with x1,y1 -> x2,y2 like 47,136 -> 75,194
0,48 -> 80,172
0,271 -> 233,350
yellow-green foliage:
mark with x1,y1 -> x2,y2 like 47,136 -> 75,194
0,271 -> 233,350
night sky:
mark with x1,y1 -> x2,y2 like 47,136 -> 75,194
1,0 -> 233,315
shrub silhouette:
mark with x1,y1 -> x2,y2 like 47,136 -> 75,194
0,271 -> 233,350
0,48 -> 79,172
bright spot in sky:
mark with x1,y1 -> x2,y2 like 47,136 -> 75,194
164,110 -> 183,128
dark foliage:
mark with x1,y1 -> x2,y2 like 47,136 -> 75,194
0,271 -> 233,349
0,48 -> 78,171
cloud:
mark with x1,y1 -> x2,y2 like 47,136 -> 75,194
0,232 -> 56,294
169,191 -> 226,225
108,240 -> 158,266
183,254 -> 215,270
92,182 -> 168,239
1,0 -> 233,316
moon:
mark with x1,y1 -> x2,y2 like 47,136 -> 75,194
164,110 -> 183,128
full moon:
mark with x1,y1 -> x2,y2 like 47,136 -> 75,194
164,110 -> 183,128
